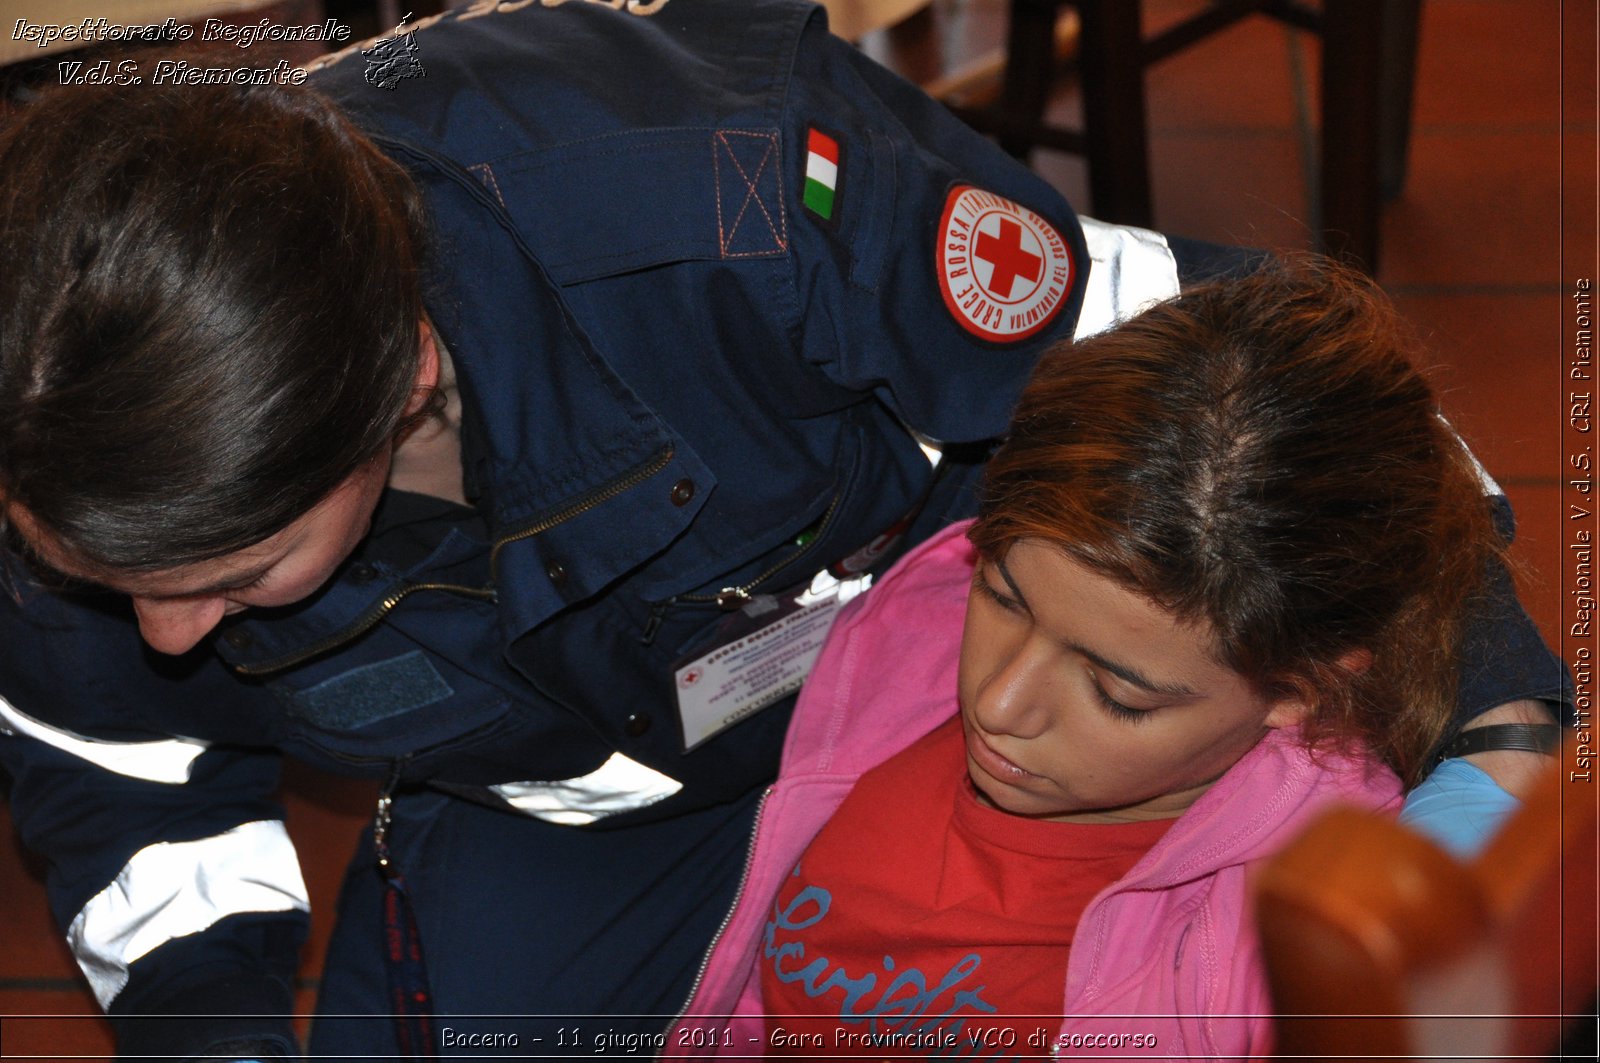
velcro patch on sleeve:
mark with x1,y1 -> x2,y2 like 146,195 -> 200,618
937,184 -> 1074,343
281,650 -> 453,729
715,129 -> 789,258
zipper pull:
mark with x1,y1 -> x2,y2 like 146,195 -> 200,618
373,791 -> 397,880
640,598 -> 672,646
714,587 -> 752,611
374,760 -> 404,880
372,762 -> 438,1060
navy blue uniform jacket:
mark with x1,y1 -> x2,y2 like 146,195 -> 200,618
0,0 -> 1104,1051
0,0 -> 1567,1057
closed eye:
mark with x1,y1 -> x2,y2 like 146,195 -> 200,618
975,569 -> 1024,614
1088,669 -> 1157,724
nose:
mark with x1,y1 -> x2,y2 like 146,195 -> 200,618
970,634 -> 1054,740
131,595 -> 229,655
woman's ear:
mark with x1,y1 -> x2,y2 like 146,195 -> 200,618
1337,647 -> 1375,675
1263,695 -> 1312,730
1263,647 -> 1373,730
406,319 -> 442,415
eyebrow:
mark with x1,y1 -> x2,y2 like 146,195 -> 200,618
148,564 -> 275,599
994,554 -> 1200,699
60,558 -> 275,600
5,518 -> 271,598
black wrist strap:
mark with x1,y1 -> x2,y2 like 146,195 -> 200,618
1437,723 -> 1561,761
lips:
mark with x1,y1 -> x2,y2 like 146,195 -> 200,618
965,726 -> 1037,781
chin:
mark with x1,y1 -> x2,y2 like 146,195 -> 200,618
970,772 -> 1067,819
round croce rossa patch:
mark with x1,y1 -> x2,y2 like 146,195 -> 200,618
936,184 -> 1073,343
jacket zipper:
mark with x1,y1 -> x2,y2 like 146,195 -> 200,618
676,490 -> 843,611
231,580 -> 497,677
660,785 -> 772,1058
487,447 -> 673,577
232,447 -> 674,677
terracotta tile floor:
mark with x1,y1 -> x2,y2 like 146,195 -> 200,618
0,0 -> 1584,1055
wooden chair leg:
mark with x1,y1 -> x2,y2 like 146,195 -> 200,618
984,0 -> 1415,264
1318,1 -> 1381,270
1075,0 -> 1154,227
1320,0 -> 1417,271
1378,0 -> 1421,201
998,0 -> 1063,160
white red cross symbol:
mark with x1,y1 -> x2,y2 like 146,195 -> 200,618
936,185 -> 1073,343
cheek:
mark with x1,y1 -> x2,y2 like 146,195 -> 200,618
956,600 -> 1019,720
293,544 -> 358,595
237,543 -> 358,609
1043,707 -> 1202,784
1136,715 -> 1267,790
329,491 -> 381,553
293,503 -> 382,592
955,599 -> 988,707
1206,713 -> 1276,767
956,641 -> 983,711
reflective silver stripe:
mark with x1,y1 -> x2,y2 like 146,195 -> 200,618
1073,216 -> 1182,341
910,429 -> 944,469
1439,413 -> 1503,496
66,820 -> 309,1007
0,693 -> 206,784
490,752 -> 683,825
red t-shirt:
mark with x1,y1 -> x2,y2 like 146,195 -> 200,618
761,716 -> 1169,1059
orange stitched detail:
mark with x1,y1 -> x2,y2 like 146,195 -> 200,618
468,162 -> 507,209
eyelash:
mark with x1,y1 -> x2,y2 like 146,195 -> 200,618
976,573 -> 1021,613
1090,678 -> 1154,725
979,570 -> 1156,725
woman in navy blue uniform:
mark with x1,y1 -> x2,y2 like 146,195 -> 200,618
0,1 -> 1565,1058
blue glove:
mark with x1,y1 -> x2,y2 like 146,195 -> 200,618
1399,758 -> 1519,858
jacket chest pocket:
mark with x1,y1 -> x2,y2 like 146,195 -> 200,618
265,591 -> 519,770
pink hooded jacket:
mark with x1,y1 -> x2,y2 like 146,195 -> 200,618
669,522 -> 1402,1060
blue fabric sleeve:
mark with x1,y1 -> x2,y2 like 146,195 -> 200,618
784,12 -> 1089,445
0,735 -> 309,1058
109,914 -> 302,1060
1398,758 -> 1520,858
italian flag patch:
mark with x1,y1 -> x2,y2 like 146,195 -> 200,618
801,127 -> 842,226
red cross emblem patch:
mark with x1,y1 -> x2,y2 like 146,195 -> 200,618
936,185 -> 1073,343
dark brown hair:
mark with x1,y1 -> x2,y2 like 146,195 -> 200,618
971,258 -> 1501,785
0,78 -> 428,571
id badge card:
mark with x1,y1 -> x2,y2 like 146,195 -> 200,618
674,570 -> 870,750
